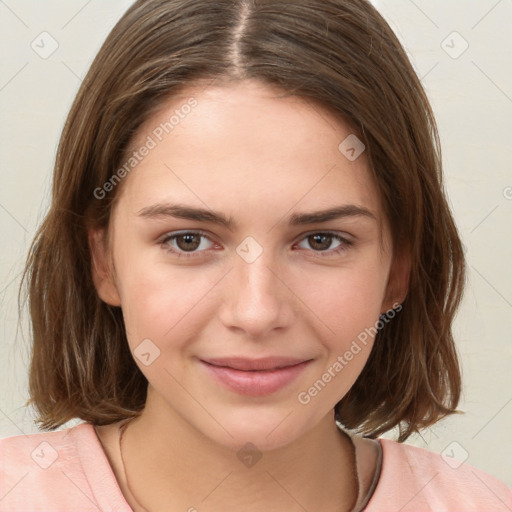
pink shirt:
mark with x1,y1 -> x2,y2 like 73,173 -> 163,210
1,422 -> 511,511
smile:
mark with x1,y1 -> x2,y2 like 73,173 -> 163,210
199,357 -> 313,396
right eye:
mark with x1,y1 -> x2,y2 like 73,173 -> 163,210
160,230 -> 218,258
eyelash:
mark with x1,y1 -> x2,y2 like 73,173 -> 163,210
160,230 -> 353,259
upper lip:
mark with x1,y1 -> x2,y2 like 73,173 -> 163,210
201,357 -> 312,371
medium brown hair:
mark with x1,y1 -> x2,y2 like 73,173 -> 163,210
21,0 -> 466,441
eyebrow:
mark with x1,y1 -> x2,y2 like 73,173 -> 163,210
136,203 -> 376,228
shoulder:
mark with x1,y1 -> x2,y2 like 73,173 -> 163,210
365,438 -> 512,511
0,422 -> 131,512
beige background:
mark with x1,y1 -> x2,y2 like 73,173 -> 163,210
1,0 -> 511,487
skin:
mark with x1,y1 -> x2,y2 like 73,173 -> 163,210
90,79 -> 409,512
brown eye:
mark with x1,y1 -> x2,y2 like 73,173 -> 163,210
296,232 -> 352,256
175,233 -> 201,252
161,231 -> 215,257
307,233 -> 335,251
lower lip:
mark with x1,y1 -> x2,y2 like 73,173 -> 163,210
200,360 -> 312,396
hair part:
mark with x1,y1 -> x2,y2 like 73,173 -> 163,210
21,0 -> 466,441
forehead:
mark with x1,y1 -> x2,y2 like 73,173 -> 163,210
116,79 -> 383,227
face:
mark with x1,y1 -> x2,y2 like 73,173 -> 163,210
90,79 -> 406,451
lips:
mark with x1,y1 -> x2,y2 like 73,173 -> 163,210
201,356 -> 310,371
199,356 -> 313,396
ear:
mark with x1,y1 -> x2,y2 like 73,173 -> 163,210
381,246 -> 410,313
88,228 -> 121,307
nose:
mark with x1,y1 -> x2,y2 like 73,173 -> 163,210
218,247 -> 296,340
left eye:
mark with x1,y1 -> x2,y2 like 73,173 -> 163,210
296,232 -> 347,253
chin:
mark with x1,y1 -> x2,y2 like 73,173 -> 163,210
194,406 -> 315,453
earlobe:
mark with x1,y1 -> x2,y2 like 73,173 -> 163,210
88,228 -> 121,307
382,247 -> 410,313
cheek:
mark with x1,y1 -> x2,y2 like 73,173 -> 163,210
296,267 -> 387,403
116,265 -> 220,387
296,263 -> 387,394
297,261 -> 388,339
114,246 -> 220,346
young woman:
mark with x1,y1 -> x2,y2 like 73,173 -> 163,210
1,0 -> 510,510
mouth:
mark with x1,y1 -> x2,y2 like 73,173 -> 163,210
199,357 -> 313,396
201,356 -> 312,371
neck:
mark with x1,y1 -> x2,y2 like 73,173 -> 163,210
119,390 -> 359,512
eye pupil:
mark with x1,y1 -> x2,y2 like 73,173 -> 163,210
177,233 -> 201,251
309,234 -> 332,251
